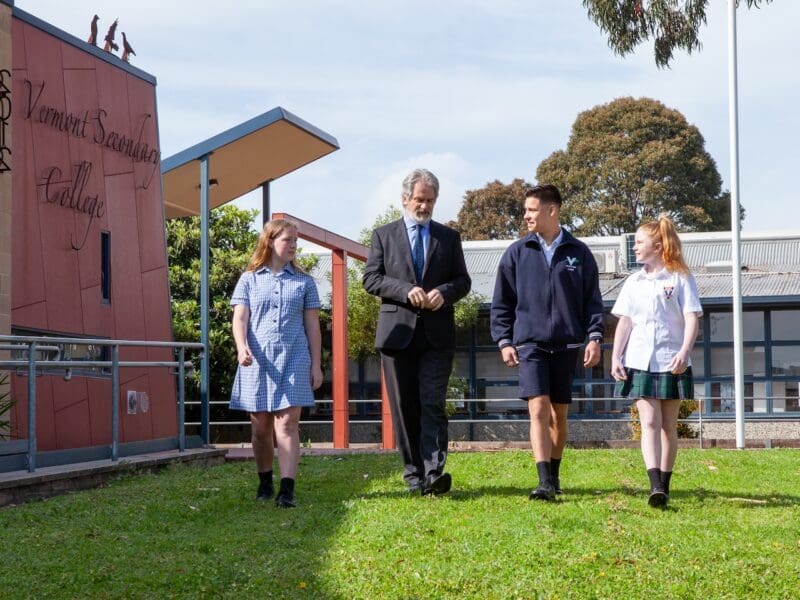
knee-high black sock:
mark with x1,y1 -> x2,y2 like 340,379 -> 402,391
536,461 -> 552,486
647,468 -> 663,491
550,458 -> 561,482
661,470 -> 673,495
279,477 -> 295,496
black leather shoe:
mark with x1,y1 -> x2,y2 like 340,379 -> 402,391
648,488 -> 667,508
256,480 -> 274,501
275,491 -> 296,508
422,472 -> 452,496
529,482 -> 556,501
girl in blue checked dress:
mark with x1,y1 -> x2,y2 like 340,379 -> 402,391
230,219 -> 322,508
611,216 -> 702,508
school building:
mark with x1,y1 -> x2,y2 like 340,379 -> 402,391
305,230 -> 800,442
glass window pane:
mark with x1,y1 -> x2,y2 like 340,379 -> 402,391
709,382 -> 754,413
772,346 -> 800,376
690,347 -> 704,377
709,311 -> 764,342
772,310 -> 800,341
710,346 -> 766,377
476,313 -> 495,346
475,351 -> 509,379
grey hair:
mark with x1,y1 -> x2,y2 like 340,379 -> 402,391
401,169 -> 439,200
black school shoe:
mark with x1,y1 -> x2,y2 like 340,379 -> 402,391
275,491 -> 296,508
256,480 -> 274,501
421,472 -> 452,496
648,488 -> 668,508
529,481 -> 556,501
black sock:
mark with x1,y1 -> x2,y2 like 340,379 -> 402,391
550,458 -> 561,482
258,470 -> 273,484
647,468 -> 663,491
661,471 -> 672,495
279,477 -> 295,495
536,461 -> 552,486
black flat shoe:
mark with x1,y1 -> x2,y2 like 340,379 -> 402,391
256,481 -> 274,501
275,491 -> 296,508
529,482 -> 556,501
422,472 -> 452,496
648,489 -> 667,508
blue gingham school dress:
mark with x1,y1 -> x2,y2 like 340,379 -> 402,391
229,264 -> 321,412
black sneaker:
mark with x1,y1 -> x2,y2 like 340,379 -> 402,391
529,482 -> 556,501
275,491 -> 296,508
256,480 -> 274,501
648,488 -> 667,508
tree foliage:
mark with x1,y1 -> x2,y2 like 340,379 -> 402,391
535,96 -> 733,235
167,206 -> 316,401
583,0 -> 773,68
450,179 -> 532,240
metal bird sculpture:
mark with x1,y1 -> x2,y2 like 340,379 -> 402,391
103,19 -> 119,52
121,32 -> 136,63
87,14 -> 99,46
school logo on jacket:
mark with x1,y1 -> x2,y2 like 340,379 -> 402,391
663,285 -> 674,300
565,256 -> 580,272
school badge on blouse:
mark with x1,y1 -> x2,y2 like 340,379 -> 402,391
663,285 -> 674,300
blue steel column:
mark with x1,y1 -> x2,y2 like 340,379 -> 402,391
111,345 -> 119,461
27,342 -> 37,472
261,180 -> 271,226
200,155 -> 211,444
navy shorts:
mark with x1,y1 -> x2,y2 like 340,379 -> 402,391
517,345 -> 580,404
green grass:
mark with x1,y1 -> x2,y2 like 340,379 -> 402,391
2,449 -> 799,599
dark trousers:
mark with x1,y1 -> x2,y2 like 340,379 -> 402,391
380,323 -> 453,486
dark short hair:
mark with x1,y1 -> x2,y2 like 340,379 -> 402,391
525,184 -> 562,207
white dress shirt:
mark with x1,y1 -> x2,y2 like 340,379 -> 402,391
612,267 -> 702,372
535,228 -> 564,267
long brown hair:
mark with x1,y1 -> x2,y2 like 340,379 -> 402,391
638,215 -> 690,275
246,219 -> 304,273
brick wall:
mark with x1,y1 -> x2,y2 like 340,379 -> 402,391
0,3 -> 12,438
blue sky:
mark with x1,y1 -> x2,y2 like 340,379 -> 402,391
17,1 -> 800,241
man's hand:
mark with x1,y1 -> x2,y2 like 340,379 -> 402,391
407,286 -> 427,308
501,345 -> 519,367
583,340 -> 601,368
425,289 -> 445,311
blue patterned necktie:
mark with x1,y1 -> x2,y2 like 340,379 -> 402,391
412,224 -> 424,283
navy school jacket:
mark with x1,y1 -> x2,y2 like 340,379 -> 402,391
490,228 -> 604,349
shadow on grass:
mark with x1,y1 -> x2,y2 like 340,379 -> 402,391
359,483 -> 800,509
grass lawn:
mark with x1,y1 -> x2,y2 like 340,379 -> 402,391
2,448 -> 799,599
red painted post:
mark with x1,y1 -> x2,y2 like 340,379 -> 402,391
381,367 -> 395,449
331,248 -> 350,448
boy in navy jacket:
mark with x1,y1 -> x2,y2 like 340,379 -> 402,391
491,184 -> 604,500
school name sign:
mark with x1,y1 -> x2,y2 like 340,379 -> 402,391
22,78 -> 161,250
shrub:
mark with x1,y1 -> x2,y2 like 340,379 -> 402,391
629,398 -> 699,440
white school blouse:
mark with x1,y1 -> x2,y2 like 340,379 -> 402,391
611,267 -> 702,372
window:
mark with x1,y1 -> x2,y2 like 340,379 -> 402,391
710,346 -> 766,377
772,346 -> 800,376
101,231 -> 111,303
709,311 -> 764,342
771,310 -> 800,341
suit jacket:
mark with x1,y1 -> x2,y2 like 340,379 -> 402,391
363,219 -> 471,351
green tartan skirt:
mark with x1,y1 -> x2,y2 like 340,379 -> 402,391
614,367 -> 694,401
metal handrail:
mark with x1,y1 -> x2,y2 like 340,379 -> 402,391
0,335 -> 204,472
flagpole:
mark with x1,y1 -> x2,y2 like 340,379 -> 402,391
727,0 -> 746,449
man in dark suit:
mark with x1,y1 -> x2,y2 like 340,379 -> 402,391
363,169 -> 471,495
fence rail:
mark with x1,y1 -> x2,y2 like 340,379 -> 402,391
0,334 -> 204,472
